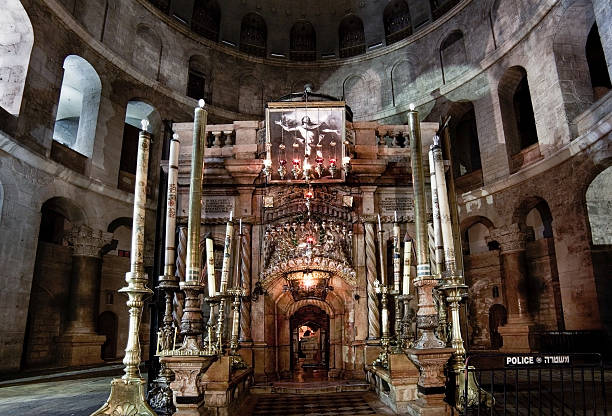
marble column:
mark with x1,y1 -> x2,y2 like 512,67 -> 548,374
365,221 -> 381,340
489,224 -> 533,352
56,225 -> 112,366
239,223 -> 253,344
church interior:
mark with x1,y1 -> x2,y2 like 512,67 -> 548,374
0,0 -> 611,415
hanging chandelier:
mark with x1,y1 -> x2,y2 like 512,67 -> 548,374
283,270 -> 333,301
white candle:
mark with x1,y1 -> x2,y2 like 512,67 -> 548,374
206,237 -> 216,296
163,134 -> 180,279
220,215 -> 234,293
403,239 -> 412,295
393,215 -> 401,292
378,214 -> 382,230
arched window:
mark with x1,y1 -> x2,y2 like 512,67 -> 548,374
52,55 -> 101,159
339,15 -> 365,58
383,0 -> 412,45
498,66 -> 539,172
290,21 -> 316,62
586,23 -> 611,101
132,25 -> 162,79
0,0 -> 34,115
118,101 -> 160,192
450,103 -> 481,176
465,222 -> 490,255
429,0 -> 460,21
239,13 -> 267,58
586,165 -> 612,245
191,0 -> 220,42
187,55 -> 210,102
440,30 -> 467,83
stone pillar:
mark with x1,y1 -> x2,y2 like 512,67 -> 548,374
489,224 -> 533,352
56,225 -> 112,366
239,223 -> 252,344
365,221 -> 381,341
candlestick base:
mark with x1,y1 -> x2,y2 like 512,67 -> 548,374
91,377 -> 156,416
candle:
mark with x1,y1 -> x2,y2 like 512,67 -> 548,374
163,134 -> 180,280
239,218 -> 242,235
403,238 -> 412,295
428,146 -> 444,276
206,236 -> 216,296
185,100 -> 207,282
377,214 -> 386,286
220,213 -> 234,293
393,213 -> 401,292
432,137 -> 456,274
129,120 -> 151,274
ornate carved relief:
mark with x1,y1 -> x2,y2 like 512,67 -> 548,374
67,225 -> 112,258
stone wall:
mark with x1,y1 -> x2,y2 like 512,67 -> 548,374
0,0 -> 609,372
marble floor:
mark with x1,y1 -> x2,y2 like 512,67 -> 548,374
0,374 -> 116,416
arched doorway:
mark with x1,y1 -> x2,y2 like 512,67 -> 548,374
290,305 -> 330,380
97,311 -> 118,360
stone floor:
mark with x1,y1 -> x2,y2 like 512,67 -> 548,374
0,374 -> 116,416
241,392 -> 396,416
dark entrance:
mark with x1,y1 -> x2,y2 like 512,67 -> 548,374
489,304 -> 507,350
290,305 -> 330,378
97,311 -> 118,359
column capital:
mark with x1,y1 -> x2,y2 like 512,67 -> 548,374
489,224 -> 527,253
67,225 -> 113,258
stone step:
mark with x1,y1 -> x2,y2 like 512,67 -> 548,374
250,381 -> 371,395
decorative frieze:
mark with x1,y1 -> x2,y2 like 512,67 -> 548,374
67,225 -> 112,258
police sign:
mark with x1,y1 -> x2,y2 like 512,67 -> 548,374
505,355 -> 571,367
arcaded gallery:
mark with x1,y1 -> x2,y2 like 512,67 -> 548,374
0,0 -> 610,414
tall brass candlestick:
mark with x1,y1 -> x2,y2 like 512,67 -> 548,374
91,120 -> 155,416
179,100 -> 207,353
433,137 -> 467,366
407,105 -> 444,349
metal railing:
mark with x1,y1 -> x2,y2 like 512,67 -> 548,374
462,353 -> 608,415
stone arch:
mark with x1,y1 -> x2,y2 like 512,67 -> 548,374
383,0 -> 412,45
551,0 -> 597,127
52,55 -> 102,158
187,55 -> 212,102
586,23 -> 611,101
290,21 -> 316,62
586,165 -> 612,246
0,0 -> 33,115
448,101 -> 482,185
338,14 -> 365,58
461,215 -> 495,255
391,60 -> 414,106
343,74 -> 368,119
132,24 -> 162,80
191,0 -> 221,42
239,13 -> 267,57
284,299 -> 335,319
511,196 -> 563,329
439,30 -> 467,84
238,75 -> 264,116
498,66 -> 539,169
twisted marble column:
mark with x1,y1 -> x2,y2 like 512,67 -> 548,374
365,221 -> 380,340
173,226 -> 187,326
240,223 -> 252,342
